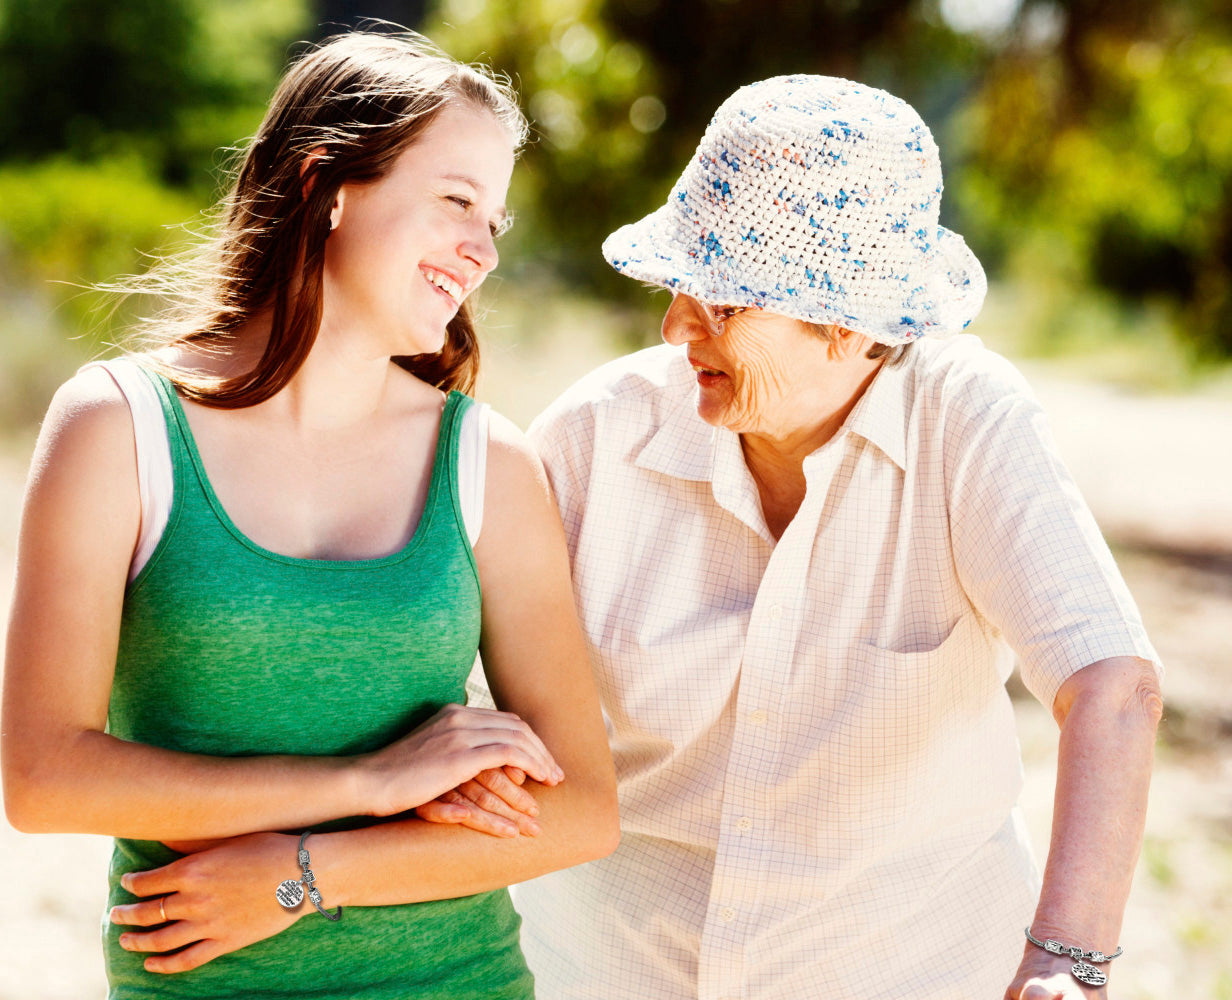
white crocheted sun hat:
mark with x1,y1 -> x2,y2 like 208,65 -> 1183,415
602,75 -> 986,344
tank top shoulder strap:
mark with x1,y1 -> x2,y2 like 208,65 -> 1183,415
431,390 -> 477,552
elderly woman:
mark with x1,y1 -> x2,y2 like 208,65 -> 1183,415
511,77 -> 1162,999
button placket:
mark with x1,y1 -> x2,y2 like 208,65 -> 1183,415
701,448 -> 837,1000
702,707 -> 769,1000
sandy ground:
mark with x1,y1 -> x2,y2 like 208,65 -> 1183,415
1,326 -> 1230,998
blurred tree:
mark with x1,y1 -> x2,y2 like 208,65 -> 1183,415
427,0 -> 983,301
0,0 -> 204,159
0,0 -> 311,190
314,0 -> 426,34
0,0 -> 312,430
430,0 -> 1232,360
956,0 -> 1232,356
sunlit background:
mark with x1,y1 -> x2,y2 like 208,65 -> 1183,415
1,2 -> 1230,996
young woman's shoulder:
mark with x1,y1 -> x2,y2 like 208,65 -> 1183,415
472,409 -> 563,549
10,365 -> 143,594
484,410 -> 549,497
26,366 -> 140,524
38,365 -> 137,461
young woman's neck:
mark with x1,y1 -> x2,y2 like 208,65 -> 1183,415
188,311 -> 406,430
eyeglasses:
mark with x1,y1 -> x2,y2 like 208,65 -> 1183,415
672,291 -> 752,335
699,303 -> 751,337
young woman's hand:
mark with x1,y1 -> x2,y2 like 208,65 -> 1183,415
109,832 -> 302,974
416,765 -> 544,837
356,704 -> 563,817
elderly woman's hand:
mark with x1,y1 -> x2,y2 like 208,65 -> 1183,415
356,703 -> 563,818
1004,947 -> 1109,998
415,764 -> 544,837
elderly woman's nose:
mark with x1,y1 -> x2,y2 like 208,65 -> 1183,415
661,296 -> 709,345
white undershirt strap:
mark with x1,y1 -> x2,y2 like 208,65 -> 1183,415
457,400 -> 489,546
85,358 -> 489,580
86,359 -> 173,582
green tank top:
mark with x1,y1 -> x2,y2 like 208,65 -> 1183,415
104,368 -> 534,999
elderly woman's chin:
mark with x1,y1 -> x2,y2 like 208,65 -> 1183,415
694,377 -> 739,428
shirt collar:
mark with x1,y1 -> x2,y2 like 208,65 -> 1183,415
840,354 -> 911,472
634,388 -> 771,539
634,389 -> 715,483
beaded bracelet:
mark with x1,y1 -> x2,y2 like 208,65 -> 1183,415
1025,926 -> 1121,987
275,831 -> 342,921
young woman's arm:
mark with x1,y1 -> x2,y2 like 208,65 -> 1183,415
2,372 -> 561,839
110,413 -> 620,974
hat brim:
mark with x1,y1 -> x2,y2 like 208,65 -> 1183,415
602,205 -> 986,345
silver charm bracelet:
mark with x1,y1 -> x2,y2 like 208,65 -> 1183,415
1025,926 -> 1122,987
275,832 -> 342,921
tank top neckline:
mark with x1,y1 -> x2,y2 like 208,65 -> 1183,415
155,376 -> 468,571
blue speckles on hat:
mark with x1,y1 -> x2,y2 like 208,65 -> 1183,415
696,231 -> 724,264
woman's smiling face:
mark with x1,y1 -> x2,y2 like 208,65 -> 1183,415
322,102 -> 516,359
661,292 -> 834,436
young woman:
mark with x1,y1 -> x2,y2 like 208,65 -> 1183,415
1,30 -> 618,998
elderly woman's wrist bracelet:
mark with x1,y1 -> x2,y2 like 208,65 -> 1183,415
1025,926 -> 1121,986
275,832 -> 342,921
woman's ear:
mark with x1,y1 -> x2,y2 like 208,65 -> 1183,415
827,326 -> 873,361
328,189 -> 344,232
298,146 -> 326,196
299,147 -> 344,231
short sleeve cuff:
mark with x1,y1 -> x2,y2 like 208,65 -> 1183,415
1020,622 -> 1163,712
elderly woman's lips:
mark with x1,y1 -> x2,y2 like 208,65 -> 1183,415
692,363 -> 728,388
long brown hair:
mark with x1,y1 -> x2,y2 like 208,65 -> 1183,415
129,30 -> 527,406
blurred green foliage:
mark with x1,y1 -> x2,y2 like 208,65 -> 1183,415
1,0 -> 1231,435
957,0 -> 1232,359
428,0 -> 981,299
432,0 -> 1232,365
0,0 -> 311,430
0,155 -> 204,428
0,157 -> 199,289
0,0 -> 311,190
0,0 -> 204,161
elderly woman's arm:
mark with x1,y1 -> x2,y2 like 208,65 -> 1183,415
1004,655 -> 1162,1000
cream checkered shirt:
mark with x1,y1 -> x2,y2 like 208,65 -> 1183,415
515,336 -> 1159,1000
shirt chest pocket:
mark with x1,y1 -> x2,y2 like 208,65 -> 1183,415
816,613 -> 998,751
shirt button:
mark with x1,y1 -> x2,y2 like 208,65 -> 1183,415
736,816 -> 753,832
769,604 -> 783,620
719,906 -> 736,923
748,709 -> 768,725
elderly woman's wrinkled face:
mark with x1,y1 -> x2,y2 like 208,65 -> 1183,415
661,292 -> 832,436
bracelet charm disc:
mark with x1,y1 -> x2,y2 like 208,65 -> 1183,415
1025,927 -> 1121,989
275,878 -> 304,909
1071,961 -> 1107,987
